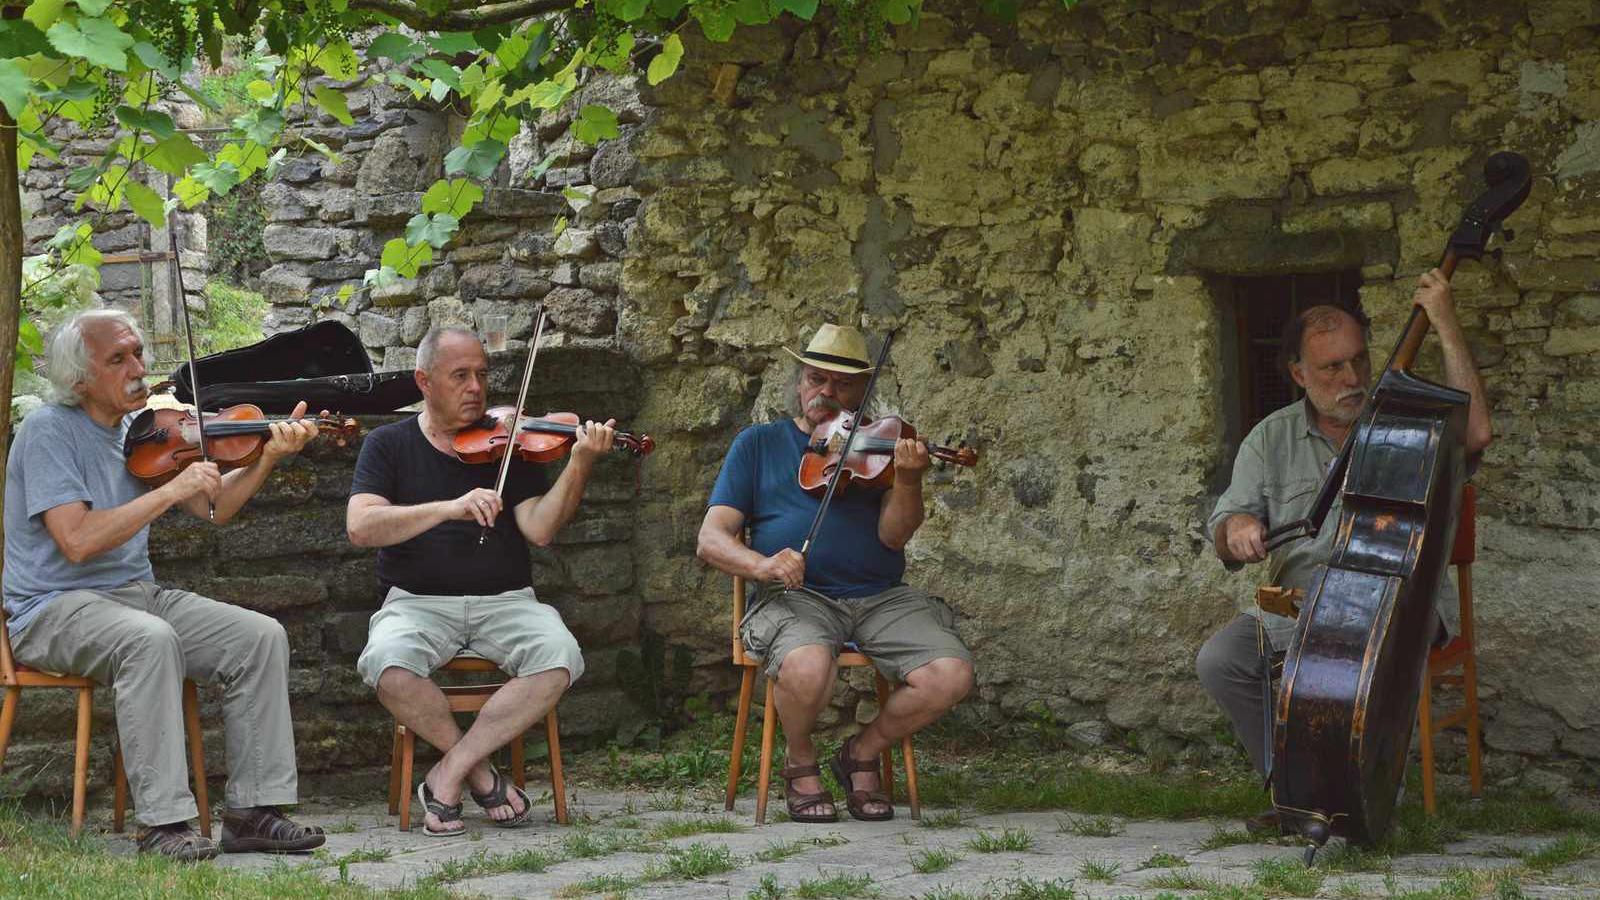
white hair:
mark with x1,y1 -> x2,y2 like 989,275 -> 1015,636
47,308 -> 144,406
416,325 -> 480,372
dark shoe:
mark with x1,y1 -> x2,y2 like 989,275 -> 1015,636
1244,808 -> 1281,834
469,767 -> 535,828
137,822 -> 220,861
779,762 -> 838,824
220,806 -> 327,853
829,736 -> 893,822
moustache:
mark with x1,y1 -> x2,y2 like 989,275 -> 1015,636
124,380 -> 147,398
806,395 -> 842,412
1336,389 -> 1365,404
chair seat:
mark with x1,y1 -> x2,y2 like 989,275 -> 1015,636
6,665 -> 95,688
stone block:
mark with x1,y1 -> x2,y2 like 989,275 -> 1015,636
458,264 -> 553,301
371,278 -> 421,307
357,192 -> 426,226
358,310 -> 400,347
1309,156 -> 1410,194
186,575 -> 328,614
262,224 -> 339,261
590,132 -> 638,189
427,297 -> 472,329
1281,202 -> 1394,234
1408,49 -> 1494,88
1545,327 -> 1600,357
261,181 -> 312,222
480,188 -> 567,219
260,264 -> 315,302
383,346 -> 418,372
402,305 -> 430,344
579,262 -> 621,292
544,287 -> 615,335
554,228 -> 600,259
552,262 -> 580,286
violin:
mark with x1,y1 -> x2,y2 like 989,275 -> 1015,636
123,404 -> 359,486
452,407 -> 656,463
797,410 -> 977,496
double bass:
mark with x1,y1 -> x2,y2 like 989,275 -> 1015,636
1264,151 -> 1530,854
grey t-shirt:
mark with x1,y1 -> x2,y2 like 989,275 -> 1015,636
1207,399 -> 1457,650
3,404 -> 154,633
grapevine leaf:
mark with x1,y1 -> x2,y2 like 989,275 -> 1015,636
421,178 -> 485,219
695,6 -> 736,42
368,32 -> 421,62
774,0 -> 819,17
443,139 -> 506,179
0,60 -> 30,118
646,33 -> 683,86
114,105 -> 176,139
192,160 -> 241,195
0,20 -> 53,57
316,38 -> 359,79
173,175 -> 210,208
145,134 -> 209,176
124,179 -> 166,227
405,212 -> 459,249
425,32 -> 478,54
651,0 -> 687,16
313,85 -> 354,124
47,16 -> 134,71
380,237 -> 432,278
572,104 -> 619,145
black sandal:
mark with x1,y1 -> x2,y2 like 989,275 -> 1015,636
137,822 -> 220,861
830,736 -> 893,822
416,781 -> 465,837
779,762 -> 838,823
469,767 -> 535,828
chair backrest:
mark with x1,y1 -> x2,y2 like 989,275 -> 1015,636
1451,483 -> 1477,566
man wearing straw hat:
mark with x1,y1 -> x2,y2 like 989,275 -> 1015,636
697,323 -> 974,823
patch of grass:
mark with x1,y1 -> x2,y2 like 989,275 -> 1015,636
1140,852 -> 1188,868
992,878 -> 1080,899
1331,880 -> 1366,899
0,805 -> 448,900
755,834 -> 849,862
1078,858 -> 1120,882
561,829 -> 650,859
1312,842 -> 1395,874
333,847 -> 393,865
794,871 -> 879,898
1251,857 -> 1323,896
325,818 -> 363,834
916,888 -> 979,900
645,842 -> 739,880
966,827 -> 1034,853
646,815 -> 745,840
1057,814 -> 1124,837
918,810 -> 968,829
1196,826 -> 1259,851
749,873 -> 788,899
556,873 -> 642,897
1521,833 -> 1600,871
911,848 -> 962,874
1147,870 -> 1220,891
421,847 -> 559,884
646,791 -> 690,811
1385,866 -> 1532,900
917,752 -> 1265,819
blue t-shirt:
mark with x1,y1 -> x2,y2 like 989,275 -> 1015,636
3,405 -> 155,634
707,420 -> 904,599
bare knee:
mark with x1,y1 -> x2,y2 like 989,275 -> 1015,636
776,645 -> 834,699
375,666 -> 432,707
910,657 -> 974,710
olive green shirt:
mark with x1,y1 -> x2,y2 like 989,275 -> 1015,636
1207,399 -> 1457,650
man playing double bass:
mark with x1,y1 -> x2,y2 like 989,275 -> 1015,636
696,324 -> 974,824
1196,272 -> 1493,831
2,309 -> 325,860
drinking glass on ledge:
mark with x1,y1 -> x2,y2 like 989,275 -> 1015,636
481,313 -> 508,352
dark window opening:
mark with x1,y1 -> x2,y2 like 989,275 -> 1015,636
1229,270 -> 1364,437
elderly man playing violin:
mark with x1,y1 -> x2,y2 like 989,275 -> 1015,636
1197,271 -> 1492,833
696,323 -> 974,823
346,325 -> 614,836
2,309 -> 324,860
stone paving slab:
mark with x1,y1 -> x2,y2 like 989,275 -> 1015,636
96,786 -> 1600,899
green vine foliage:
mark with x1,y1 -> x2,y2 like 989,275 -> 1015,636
3,0 -> 1081,366
202,178 -> 268,287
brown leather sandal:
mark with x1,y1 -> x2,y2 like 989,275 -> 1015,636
829,736 -> 893,821
779,762 -> 838,823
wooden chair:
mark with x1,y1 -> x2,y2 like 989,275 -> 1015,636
723,574 -> 920,825
387,655 -> 568,831
1418,483 -> 1483,815
0,608 -> 210,837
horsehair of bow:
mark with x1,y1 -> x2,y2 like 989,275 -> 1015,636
167,212 -> 213,520
798,329 -> 895,559
481,306 -> 546,546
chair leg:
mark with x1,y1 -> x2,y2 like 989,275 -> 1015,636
0,686 -> 20,770
388,724 -> 402,815
1418,671 -> 1437,817
71,686 -> 92,837
875,675 -> 894,805
112,743 -> 128,833
756,676 -> 777,826
726,666 -> 756,812
398,726 -> 415,832
1463,650 -> 1484,800
510,730 -> 527,793
546,711 -> 567,826
902,734 -> 920,820
182,680 -> 210,839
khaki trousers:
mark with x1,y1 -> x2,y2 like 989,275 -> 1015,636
12,581 -> 299,826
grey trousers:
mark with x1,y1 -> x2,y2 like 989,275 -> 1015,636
12,580 -> 300,826
1195,613 -> 1277,776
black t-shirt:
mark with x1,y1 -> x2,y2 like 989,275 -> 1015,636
350,417 -> 551,598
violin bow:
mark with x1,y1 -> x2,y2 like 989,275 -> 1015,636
482,305 -> 546,547
797,329 -> 895,560
168,216 -> 213,520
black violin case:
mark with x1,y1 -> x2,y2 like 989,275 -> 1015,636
167,320 -> 421,414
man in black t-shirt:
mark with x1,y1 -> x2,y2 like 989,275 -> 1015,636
347,326 -> 614,836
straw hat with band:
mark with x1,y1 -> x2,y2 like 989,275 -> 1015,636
784,323 -> 876,375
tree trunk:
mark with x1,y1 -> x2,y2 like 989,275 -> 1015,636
0,85 -> 22,519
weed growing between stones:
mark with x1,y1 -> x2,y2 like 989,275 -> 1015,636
1251,856 -> 1324,895
1520,833 -> 1600,871
331,846 -> 393,865
794,870 -> 879,898
1147,869 -> 1218,891
557,872 -> 640,897
644,841 -> 739,880
646,815 -> 745,840
755,834 -> 850,862
918,810 -> 968,829
421,847 -> 558,885
1195,827 -> 1257,851
911,847 -> 963,873
967,827 -> 1035,853
561,829 -> 651,858
1077,858 -> 1120,881
1057,814 -> 1124,837
748,873 -> 787,899
1139,851 -> 1188,868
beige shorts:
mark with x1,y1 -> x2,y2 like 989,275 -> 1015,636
740,584 -> 972,683
357,586 -> 584,687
